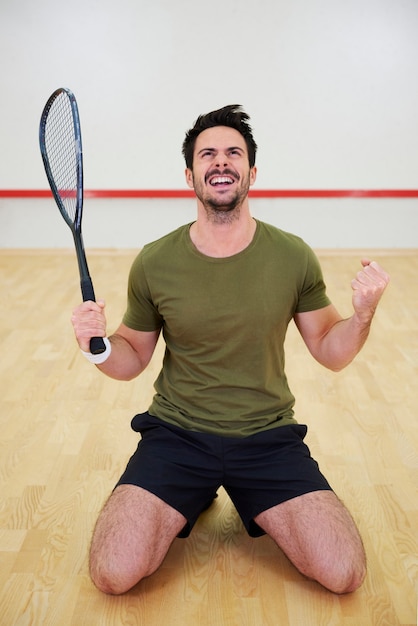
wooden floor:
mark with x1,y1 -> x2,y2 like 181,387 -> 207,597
0,249 -> 417,626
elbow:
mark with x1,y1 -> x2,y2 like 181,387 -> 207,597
97,365 -> 143,381
313,350 -> 354,372
323,358 -> 354,373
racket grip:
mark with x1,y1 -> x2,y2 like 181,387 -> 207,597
80,278 -> 106,354
90,336 -> 106,355
81,277 -> 96,302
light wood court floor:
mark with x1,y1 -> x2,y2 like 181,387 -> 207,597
0,249 -> 417,626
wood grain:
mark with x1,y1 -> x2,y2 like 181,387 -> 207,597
0,249 -> 416,625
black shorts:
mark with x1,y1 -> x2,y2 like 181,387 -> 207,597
116,412 -> 332,538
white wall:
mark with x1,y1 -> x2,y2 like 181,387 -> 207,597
1,0 -> 417,248
1,196 -> 415,250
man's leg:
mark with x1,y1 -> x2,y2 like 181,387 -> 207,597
89,484 -> 187,595
254,490 -> 366,594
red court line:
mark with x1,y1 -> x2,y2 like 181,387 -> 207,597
1,189 -> 418,199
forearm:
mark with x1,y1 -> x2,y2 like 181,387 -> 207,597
72,300 -> 160,380
316,312 -> 372,372
296,259 -> 389,372
92,333 -> 144,380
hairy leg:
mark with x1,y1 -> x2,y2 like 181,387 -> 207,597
254,490 -> 366,594
89,484 -> 187,595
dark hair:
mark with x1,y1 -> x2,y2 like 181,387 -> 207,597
182,104 -> 257,169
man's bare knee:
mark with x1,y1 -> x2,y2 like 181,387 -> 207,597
255,490 -> 367,594
89,551 -> 148,595
89,485 -> 186,595
315,551 -> 367,595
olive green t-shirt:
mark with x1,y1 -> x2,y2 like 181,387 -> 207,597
123,220 -> 330,437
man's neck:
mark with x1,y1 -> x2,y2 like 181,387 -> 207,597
189,206 -> 257,258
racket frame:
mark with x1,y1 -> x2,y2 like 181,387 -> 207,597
39,88 -> 105,353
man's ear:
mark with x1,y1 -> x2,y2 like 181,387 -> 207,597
249,166 -> 257,186
185,168 -> 194,189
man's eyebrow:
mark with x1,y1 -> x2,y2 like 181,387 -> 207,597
197,146 -> 245,155
197,147 -> 216,155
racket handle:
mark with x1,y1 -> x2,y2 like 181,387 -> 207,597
80,277 -> 106,355
80,277 -> 97,302
90,336 -> 106,355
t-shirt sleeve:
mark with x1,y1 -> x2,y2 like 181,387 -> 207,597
122,251 -> 163,331
294,246 -> 331,313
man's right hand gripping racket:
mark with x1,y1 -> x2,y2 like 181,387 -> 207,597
39,87 -> 106,354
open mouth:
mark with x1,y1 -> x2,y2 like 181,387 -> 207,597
209,176 -> 234,186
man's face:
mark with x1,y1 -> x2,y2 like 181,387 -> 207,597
185,126 -> 257,217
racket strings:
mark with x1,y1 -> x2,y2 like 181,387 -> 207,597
44,93 -> 79,223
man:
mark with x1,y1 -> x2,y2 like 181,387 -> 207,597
71,105 -> 389,596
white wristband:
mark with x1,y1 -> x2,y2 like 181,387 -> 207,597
80,337 -> 112,364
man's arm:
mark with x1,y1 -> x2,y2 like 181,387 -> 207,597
71,300 -> 160,380
294,259 -> 390,372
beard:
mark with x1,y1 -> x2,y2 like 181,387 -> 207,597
204,195 -> 242,224
193,170 -> 252,224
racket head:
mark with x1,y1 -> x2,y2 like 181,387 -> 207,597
39,88 -> 83,232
